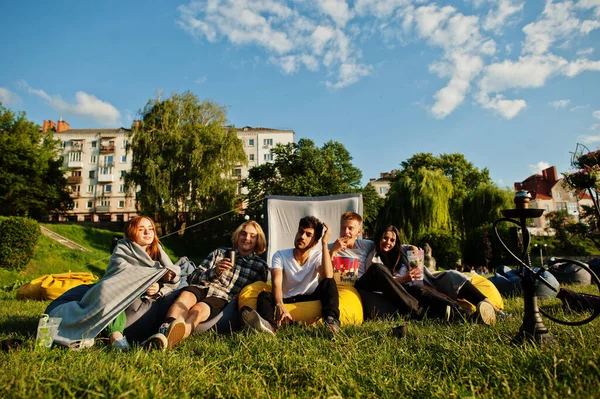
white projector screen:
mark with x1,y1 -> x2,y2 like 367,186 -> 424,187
263,194 -> 363,267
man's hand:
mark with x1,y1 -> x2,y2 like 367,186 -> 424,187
216,258 -> 233,276
322,222 -> 331,244
146,282 -> 160,296
275,303 -> 293,327
330,236 -> 349,255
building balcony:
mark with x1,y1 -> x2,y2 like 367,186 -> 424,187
71,142 -> 84,151
96,206 -> 110,213
100,145 -> 115,153
69,191 -> 80,198
67,160 -> 83,168
67,176 -> 82,184
98,174 -> 114,183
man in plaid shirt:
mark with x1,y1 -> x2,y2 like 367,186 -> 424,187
143,220 -> 268,350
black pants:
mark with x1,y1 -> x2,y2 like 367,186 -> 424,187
457,281 -> 487,305
256,278 -> 340,325
355,263 -> 421,316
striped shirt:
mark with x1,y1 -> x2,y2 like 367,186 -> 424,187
187,248 -> 268,301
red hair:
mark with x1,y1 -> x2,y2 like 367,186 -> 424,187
125,216 -> 160,260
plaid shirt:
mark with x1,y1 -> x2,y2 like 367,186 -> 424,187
187,247 -> 268,301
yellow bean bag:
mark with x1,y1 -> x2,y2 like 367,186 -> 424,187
458,272 -> 504,311
238,281 -> 363,326
16,272 -> 99,300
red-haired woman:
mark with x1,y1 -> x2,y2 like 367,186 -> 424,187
47,216 -> 180,350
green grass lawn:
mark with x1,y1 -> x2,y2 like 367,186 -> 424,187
0,224 -> 599,398
1,292 -> 599,398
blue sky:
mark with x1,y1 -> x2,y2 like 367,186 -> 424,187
1,0 -> 599,188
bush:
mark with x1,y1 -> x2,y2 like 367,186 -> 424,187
416,230 -> 461,270
463,224 -> 521,268
0,217 -> 41,270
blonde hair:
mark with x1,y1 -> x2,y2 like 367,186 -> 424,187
125,216 -> 160,260
340,211 -> 362,225
231,220 -> 266,255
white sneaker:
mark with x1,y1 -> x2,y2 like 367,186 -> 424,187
142,333 -> 168,351
240,306 -> 275,335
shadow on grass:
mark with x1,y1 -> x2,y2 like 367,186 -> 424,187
0,315 -> 38,338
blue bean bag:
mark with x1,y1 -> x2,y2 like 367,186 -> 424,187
488,266 -> 560,299
549,262 -> 592,285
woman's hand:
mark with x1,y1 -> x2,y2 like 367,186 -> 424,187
146,283 -> 160,296
216,258 -> 233,276
160,270 -> 176,282
408,266 -> 423,281
275,303 -> 293,327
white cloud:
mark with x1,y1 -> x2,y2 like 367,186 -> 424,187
326,62 -> 372,89
195,76 -> 207,84
594,109 -> 600,119
589,123 -> 600,131
550,99 -> 571,109
529,161 -> 551,175
0,87 -> 21,106
576,47 -> 595,56
482,0 -> 524,32
582,134 -> 600,143
522,1 -> 582,55
564,58 -> 600,76
477,93 -> 527,119
19,81 -> 120,126
478,54 -> 567,94
570,104 -> 589,111
316,0 -> 352,27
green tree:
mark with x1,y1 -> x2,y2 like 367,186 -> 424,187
242,138 -> 362,215
378,168 -> 453,242
126,92 -> 247,233
361,183 -> 384,238
395,152 -> 491,236
462,183 -> 513,232
0,103 -> 70,219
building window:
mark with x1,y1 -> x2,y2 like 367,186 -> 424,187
86,201 -> 93,209
263,138 -> 273,147
87,185 -> 94,193
121,155 -> 127,163
556,192 -> 562,199
105,185 -> 112,193
118,200 -> 125,209
567,202 -> 578,213
248,139 -> 255,147
89,170 -> 95,179
122,139 -> 128,149
556,202 -> 567,211
69,152 -> 81,161
119,185 -> 125,193
90,155 -> 97,163
101,200 -> 110,207
91,141 -> 97,148
379,187 -> 388,194
61,141 -> 67,148
264,153 -> 273,161
73,201 -> 78,209
104,155 -> 113,167
249,154 -> 255,161
232,168 -> 242,177
544,205 -> 550,212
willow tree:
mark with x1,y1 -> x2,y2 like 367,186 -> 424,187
462,183 -> 514,231
378,168 -> 453,242
126,92 -> 246,233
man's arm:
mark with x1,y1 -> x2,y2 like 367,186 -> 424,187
317,222 -> 333,278
271,252 -> 292,326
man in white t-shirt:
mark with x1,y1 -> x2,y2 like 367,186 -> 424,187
329,211 -> 375,286
241,216 -> 341,333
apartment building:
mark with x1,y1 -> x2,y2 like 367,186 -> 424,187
231,126 -> 295,194
46,120 -> 294,222
514,165 -> 593,230
45,119 -> 136,222
368,171 -> 396,198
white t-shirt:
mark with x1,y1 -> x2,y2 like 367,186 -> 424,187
271,247 -> 323,298
329,239 -> 375,286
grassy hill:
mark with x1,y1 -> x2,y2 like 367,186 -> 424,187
0,223 -> 182,288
